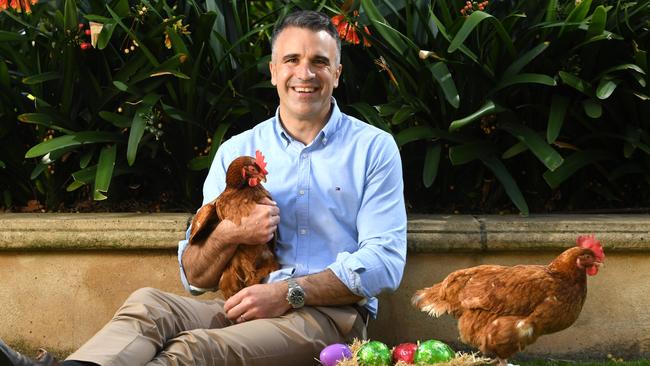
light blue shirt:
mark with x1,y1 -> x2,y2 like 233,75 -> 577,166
177,99 -> 407,317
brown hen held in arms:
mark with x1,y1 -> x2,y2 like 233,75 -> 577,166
412,235 -> 605,366
189,150 -> 279,299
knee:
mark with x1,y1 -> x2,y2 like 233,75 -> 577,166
125,287 -> 163,304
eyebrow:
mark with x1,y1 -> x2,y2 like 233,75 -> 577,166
281,54 -> 331,64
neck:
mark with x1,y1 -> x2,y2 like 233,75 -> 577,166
279,105 -> 332,145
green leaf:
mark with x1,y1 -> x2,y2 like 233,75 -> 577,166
448,11 -> 515,57
547,95 -> 570,143
22,72 -> 61,85
97,22 -> 117,50
188,156 -> 211,171
361,0 -> 407,55
449,142 -> 498,165
481,156 -> 529,216
18,113 -> 74,134
392,105 -> 417,125
25,132 -> 122,158
582,98 -> 602,118
349,103 -> 390,131
501,42 -> 550,81
559,0 -> 593,37
126,106 -> 149,166
30,164 -> 46,180
99,111 -> 131,128
64,0 -> 79,31
0,61 -> 9,88
394,126 -> 464,147
79,148 -> 94,169
94,144 -> 116,200
586,5 -> 607,40
423,144 -> 441,187
0,160 -> 5,169
543,150 -> 611,188
428,62 -> 459,109
501,141 -> 528,159
596,77 -> 620,100
492,73 -> 556,93
558,71 -> 593,96
449,100 -> 503,132
66,180 -> 86,192
500,122 -> 564,171
0,30 -> 27,42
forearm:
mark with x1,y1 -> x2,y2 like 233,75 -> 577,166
299,269 -> 364,306
182,222 -> 239,289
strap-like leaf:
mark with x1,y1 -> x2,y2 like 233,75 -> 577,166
500,122 -> 564,171
501,42 -> 550,81
492,73 -> 556,93
449,142 -> 498,165
448,11 -> 515,57
25,132 -> 122,158
428,62 -> 459,109
126,106 -> 150,166
543,150 -> 612,188
449,100 -> 503,132
22,72 -> 61,85
94,144 -> 117,200
481,156 -> 529,216
547,95 -> 570,143
423,144 -> 442,188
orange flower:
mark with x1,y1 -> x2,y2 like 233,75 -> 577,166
1,0 -> 37,13
331,12 -> 371,47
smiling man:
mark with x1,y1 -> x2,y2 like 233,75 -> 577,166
0,10 -> 406,366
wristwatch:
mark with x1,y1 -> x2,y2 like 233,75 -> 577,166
286,278 -> 305,309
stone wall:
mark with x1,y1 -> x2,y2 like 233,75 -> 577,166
1,213 -> 648,360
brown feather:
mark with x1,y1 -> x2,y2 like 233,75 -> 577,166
412,244 -> 603,361
189,154 -> 279,299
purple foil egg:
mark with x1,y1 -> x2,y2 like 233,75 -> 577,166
319,343 -> 353,366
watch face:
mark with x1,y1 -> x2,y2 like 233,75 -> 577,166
289,288 -> 305,307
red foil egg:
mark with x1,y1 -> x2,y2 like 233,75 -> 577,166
392,342 -> 418,364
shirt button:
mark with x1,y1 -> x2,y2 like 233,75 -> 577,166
302,154 -> 308,159
300,229 -> 307,235
299,190 -> 305,195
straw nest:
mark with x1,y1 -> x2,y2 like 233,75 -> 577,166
331,339 -> 492,366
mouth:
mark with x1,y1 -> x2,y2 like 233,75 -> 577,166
291,86 -> 318,94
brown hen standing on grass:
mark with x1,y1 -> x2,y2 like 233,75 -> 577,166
188,150 -> 279,299
412,235 -> 605,366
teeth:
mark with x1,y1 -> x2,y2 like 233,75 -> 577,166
294,87 -> 315,93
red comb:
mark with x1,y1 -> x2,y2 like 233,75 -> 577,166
577,234 -> 605,261
255,150 -> 268,175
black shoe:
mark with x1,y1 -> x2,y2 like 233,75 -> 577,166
0,339 -> 59,366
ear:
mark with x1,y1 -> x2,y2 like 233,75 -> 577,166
269,61 -> 277,86
189,201 -> 220,245
333,63 -> 343,88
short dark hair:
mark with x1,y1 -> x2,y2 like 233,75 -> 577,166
271,10 -> 341,64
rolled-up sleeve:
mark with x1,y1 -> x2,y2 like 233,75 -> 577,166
327,134 -> 407,298
177,145 -> 231,295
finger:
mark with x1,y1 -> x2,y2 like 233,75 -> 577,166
258,197 -> 277,206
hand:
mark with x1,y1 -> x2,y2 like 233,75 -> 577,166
216,197 -> 280,246
224,282 -> 291,323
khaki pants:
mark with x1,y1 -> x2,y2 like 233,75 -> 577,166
66,287 -> 367,366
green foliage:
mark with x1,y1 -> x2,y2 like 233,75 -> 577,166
2,0 -> 650,214
0,0 -> 293,210
337,0 -> 650,215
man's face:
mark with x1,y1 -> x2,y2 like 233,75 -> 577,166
270,26 -> 342,125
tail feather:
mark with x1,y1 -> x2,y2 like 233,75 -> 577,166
411,283 -> 451,317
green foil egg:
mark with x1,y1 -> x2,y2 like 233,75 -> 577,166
357,340 -> 392,366
414,339 -> 455,364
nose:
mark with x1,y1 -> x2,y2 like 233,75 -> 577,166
295,61 -> 315,80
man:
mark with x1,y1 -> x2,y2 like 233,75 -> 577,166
0,9 -> 406,366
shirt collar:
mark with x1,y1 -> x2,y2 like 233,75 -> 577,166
273,97 -> 343,148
